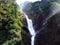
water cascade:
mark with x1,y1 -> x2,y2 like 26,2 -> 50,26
15,1 -> 36,45
24,13 -> 36,45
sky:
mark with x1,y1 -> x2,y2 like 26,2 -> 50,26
16,0 -> 41,5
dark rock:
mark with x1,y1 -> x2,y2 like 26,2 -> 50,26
21,32 -> 31,45
35,13 -> 60,45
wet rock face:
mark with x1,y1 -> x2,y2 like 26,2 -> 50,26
21,1 -> 46,32
28,11 -> 45,32
22,12 -> 45,32
35,13 -> 60,45
21,11 -> 45,45
21,13 -> 31,45
21,1 -> 60,45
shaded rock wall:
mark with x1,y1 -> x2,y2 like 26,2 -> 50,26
35,13 -> 60,45
21,0 -> 60,45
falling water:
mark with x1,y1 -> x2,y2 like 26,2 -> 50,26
24,13 -> 36,45
16,0 -> 36,45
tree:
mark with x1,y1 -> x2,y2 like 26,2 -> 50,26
0,0 -> 23,45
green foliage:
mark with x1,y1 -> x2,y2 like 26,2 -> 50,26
0,0 -> 23,45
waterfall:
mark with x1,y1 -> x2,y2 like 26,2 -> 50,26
24,13 -> 36,45
16,1 -> 36,45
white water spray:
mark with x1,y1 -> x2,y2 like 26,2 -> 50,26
24,13 -> 36,45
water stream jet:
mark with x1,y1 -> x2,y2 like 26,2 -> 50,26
24,13 -> 36,45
